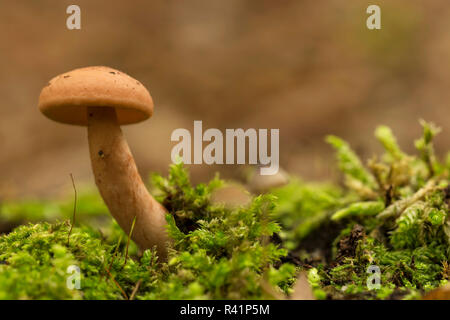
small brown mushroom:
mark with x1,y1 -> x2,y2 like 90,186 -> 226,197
38,66 -> 169,260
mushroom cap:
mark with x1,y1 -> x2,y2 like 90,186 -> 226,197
38,66 -> 154,126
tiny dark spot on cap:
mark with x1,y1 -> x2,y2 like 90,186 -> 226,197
136,81 -> 140,85
109,72 -> 116,75
63,75 -> 70,78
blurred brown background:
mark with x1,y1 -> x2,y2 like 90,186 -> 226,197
1,0 -> 450,198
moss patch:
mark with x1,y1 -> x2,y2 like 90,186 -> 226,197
1,121 -> 449,300
272,121 -> 450,299
0,164 -> 293,300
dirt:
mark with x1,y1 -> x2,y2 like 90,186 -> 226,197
0,220 -> 19,236
275,220 -> 346,269
335,224 -> 366,263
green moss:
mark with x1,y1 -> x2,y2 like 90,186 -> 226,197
273,121 -> 450,299
0,188 -> 108,223
0,222 -> 121,299
1,121 -> 449,300
270,179 -> 344,250
145,164 -> 293,299
0,163 -> 293,300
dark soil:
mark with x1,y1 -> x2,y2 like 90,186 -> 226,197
275,220 -> 346,268
0,220 -> 18,236
334,224 -> 365,263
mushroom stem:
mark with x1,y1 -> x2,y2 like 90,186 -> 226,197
87,107 -> 169,260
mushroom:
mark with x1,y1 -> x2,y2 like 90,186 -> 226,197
246,167 -> 289,194
38,66 -> 169,260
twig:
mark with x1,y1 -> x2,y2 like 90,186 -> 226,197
123,215 -> 137,267
67,173 -> 77,245
377,179 -> 437,219
104,266 -> 128,300
129,279 -> 142,300
109,236 -> 122,269
101,235 -> 123,281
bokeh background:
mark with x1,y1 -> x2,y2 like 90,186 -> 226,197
1,0 -> 450,199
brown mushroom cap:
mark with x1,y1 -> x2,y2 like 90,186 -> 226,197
38,66 -> 154,126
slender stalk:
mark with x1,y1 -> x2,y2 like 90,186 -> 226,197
87,107 -> 169,260
67,173 -> 77,245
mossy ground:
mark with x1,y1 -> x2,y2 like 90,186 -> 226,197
0,121 -> 449,300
